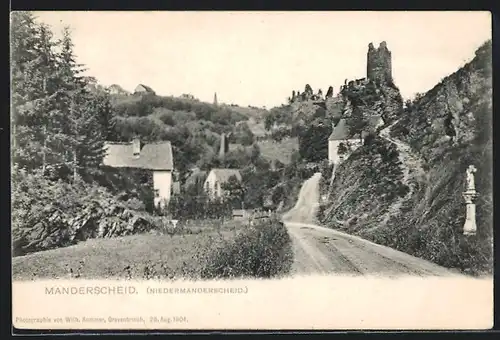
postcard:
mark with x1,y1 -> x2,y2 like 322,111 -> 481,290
11,10 -> 493,331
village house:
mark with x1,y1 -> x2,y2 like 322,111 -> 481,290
204,168 -> 242,199
102,138 -> 174,208
328,115 -> 384,165
108,84 -> 129,96
134,84 -> 156,95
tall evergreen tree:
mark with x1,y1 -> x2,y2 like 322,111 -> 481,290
11,12 -> 61,170
55,26 -> 106,180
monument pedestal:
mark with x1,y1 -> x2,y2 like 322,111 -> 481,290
462,190 -> 478,236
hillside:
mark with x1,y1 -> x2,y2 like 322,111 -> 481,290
223,104 -> 267,119
229,137 -> 299,165
257,138 -> 299,165
106,92 -> 265,174
319,40 -> 493,275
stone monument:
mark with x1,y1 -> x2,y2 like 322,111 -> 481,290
462,165 -> 478,236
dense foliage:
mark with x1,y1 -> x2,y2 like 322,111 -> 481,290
201,217 -> 294,279
11,12 -> 112,177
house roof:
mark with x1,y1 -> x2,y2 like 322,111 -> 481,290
135,84 -> 155,93
329,115 -> 384,141
102,141 -> 173,170
208,168 -> 242,182
329,119 -> 353,141
185,170 -> 208,186
109,84 -> 128,93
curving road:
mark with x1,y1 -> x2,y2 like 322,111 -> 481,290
283,173 -> 459,277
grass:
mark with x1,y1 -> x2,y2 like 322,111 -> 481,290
229,137 -> 298,165
12,218 -> 294,281
12,219 -> 244,281
257,137 -> 299,165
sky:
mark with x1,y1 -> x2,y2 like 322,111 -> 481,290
31,11 -> 491,108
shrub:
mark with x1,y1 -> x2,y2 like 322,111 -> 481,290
124,197 -> 146,211
200,217 -> 294,279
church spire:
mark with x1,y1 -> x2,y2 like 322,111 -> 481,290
214,92 -> 218,106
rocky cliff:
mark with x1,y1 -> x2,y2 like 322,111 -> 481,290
319,40 -> 493,275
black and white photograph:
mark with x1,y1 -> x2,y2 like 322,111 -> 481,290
11,11 -> 493,331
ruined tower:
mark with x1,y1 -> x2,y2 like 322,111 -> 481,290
367,41 -> 392,84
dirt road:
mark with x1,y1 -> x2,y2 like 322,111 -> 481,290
283,172 -> 459,277
286,221 -> 458,277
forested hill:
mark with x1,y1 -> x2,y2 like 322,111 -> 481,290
105,92 -> 267,175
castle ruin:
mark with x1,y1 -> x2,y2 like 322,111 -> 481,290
289,41 -> 393,104
367,41 -> 392,84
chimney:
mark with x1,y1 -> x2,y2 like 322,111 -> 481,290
132,138 -> 141,157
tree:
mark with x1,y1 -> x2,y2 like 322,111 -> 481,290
304,84 -> 313,96
346,115 -> 369,138
298,119 -> 330,162
55,26 -> 106,181
232,122 -> 254,146
11,12 -> 63,171
90,85 -> 116,141
337,142 -> 348,155
221,175 -> 245,209
241,170 -> 265,209
326,86 -> 334,98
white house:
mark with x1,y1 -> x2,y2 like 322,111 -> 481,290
328,115 -> 384,165
108,84 -> 129,96
204,168 -> 242,198
102,138 -> 174,208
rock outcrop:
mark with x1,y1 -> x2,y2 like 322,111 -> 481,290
320,40 -> 492,275
13,201 -> 161,257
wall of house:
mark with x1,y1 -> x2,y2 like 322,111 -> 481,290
205,171 -> 227,198
204,171 -> 216,197
328,139 -> 364,165
153,170 -> 172,208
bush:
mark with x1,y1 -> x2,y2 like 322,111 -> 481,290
124,198 -> 146,211
200,217 -> 294,279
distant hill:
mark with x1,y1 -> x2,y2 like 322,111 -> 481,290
222,104 -> 267,119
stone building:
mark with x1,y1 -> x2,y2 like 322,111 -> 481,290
367,41 -> 392,84
204,168 -> 242,198
328,115 -> 384,165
